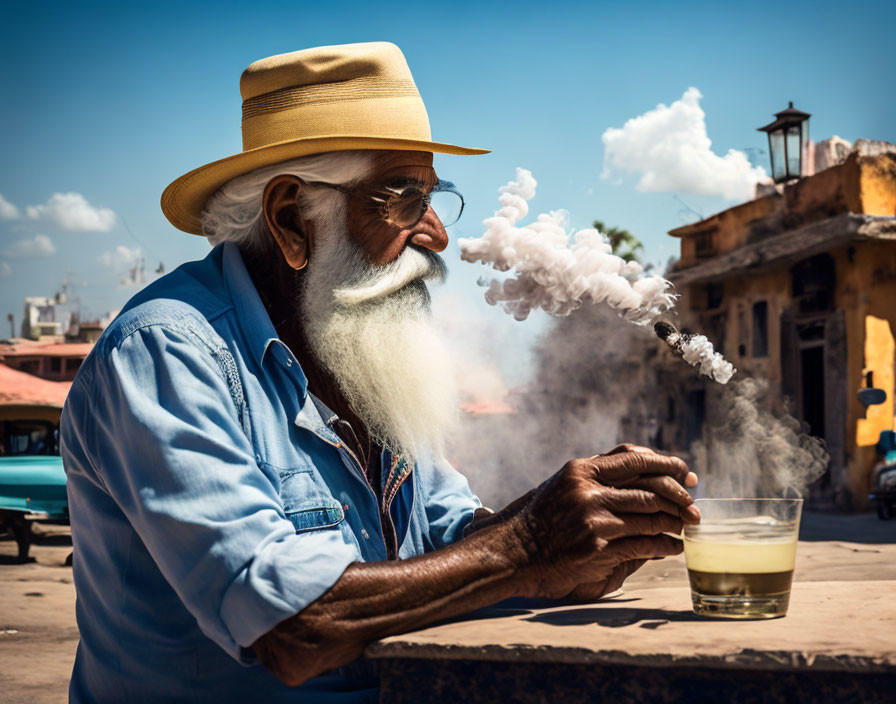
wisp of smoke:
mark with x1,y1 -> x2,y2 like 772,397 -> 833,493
693,378 -> 829,499
655,322 -> 735,384
458,168 -> 677,324
680,335 -> 736,385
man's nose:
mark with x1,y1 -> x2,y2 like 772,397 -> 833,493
407,207 -> 449,253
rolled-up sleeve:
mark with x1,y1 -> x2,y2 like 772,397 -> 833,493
419,454 -> 482,551
68,323 -> 360,659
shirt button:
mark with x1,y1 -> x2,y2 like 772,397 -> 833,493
286,358 -> 293,367
360,529 -> 370,540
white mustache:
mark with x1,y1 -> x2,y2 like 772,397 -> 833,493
332,247 -> 446,306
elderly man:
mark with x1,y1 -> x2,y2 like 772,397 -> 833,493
60,42 -> 699,702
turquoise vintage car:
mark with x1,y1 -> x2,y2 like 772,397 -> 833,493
0,415 -> 69,561
0,455 -> 68,519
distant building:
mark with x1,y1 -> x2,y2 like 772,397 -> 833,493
22,294 -> 66,340
664,139 -> 896,509
64,309 -> 118,344
0,341 -> 93,382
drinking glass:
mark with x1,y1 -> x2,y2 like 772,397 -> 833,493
683,498 -> 803,619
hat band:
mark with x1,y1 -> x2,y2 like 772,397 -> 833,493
242,75 -> 419,120
240,96 -> 433,151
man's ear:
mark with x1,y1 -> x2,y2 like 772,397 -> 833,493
262,175 -> 314,270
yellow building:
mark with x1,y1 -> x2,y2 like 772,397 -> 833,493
666,139 -> 896,509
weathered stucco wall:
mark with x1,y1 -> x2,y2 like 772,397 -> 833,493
668,144 -> 896,510
856,316 -> 894,448
672,146 -> 896,269
675,238 -> 896,509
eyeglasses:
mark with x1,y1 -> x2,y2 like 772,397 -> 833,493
305,178 -> 465,229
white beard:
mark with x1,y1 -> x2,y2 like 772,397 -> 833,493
300,195 -> 459,465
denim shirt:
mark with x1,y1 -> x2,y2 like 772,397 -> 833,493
60,242 -> 481,703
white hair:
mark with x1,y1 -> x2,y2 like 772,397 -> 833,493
201,150 -> 374,249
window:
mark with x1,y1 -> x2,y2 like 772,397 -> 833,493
706,284 -> 724,310
50,357 -> 62,373
752,301 -> 769,357
16,359 -> 40,375
694,231 -> 717,258
791,254 -> 835,314
1,420 -> 56,456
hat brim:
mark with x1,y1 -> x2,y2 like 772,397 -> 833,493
161,136 -> 490,235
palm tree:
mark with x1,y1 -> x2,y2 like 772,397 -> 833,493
593,220 -> 644,264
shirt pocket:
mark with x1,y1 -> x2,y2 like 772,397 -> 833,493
276,468 -> 346,534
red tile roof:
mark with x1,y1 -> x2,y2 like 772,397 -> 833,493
0,341 -> 93,358
0,364 -> 71,407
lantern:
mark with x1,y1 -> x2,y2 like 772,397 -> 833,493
757,102 -> 811,183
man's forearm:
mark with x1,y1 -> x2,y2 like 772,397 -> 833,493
252,518 -> 529,686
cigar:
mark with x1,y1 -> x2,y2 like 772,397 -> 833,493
654,320 -> 686,350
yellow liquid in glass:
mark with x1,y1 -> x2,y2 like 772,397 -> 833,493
683,516 -> 799,617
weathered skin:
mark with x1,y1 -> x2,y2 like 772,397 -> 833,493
245,150 -> 700,687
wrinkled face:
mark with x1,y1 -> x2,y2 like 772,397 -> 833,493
344,151 -> 449,265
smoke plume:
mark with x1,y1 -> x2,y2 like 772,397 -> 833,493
460,169 -> 736,384
458,168 -> 676,325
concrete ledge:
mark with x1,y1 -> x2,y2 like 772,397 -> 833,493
367,581 -> 896,674
374,657 -> 896,704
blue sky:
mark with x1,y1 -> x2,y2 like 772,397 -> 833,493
1,0 -> 892,378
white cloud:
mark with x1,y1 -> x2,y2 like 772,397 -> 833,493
601,87 -> 768,201
27,192 -> 116,232
99,244 -> 141,269
99,245 -> 145,287
0,194 -> 20,220
2,234 -> 56,259
0,261 -> 11,277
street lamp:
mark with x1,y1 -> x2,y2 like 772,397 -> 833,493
757,102 -> 811,183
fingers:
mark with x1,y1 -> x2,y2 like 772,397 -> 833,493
601,487 -> 684,519
612,477 -> 700,523
605,444 -> 696,488
600,511 -> 684,540
586,450 -> 690,486
605,534 -> 684,561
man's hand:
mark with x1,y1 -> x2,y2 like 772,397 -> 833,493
506,444 -> 698,601
252,444 -> 696,687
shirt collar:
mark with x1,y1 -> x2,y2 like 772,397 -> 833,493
219,242 -> 308,395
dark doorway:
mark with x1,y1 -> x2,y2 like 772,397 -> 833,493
752,301 -> 769,357
800,345 -> 825,439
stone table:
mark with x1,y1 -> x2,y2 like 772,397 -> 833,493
365,581 -> 896,703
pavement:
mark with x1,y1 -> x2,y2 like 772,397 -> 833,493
1,513 -> 895,703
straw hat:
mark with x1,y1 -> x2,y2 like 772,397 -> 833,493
160,42 -> 489,235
